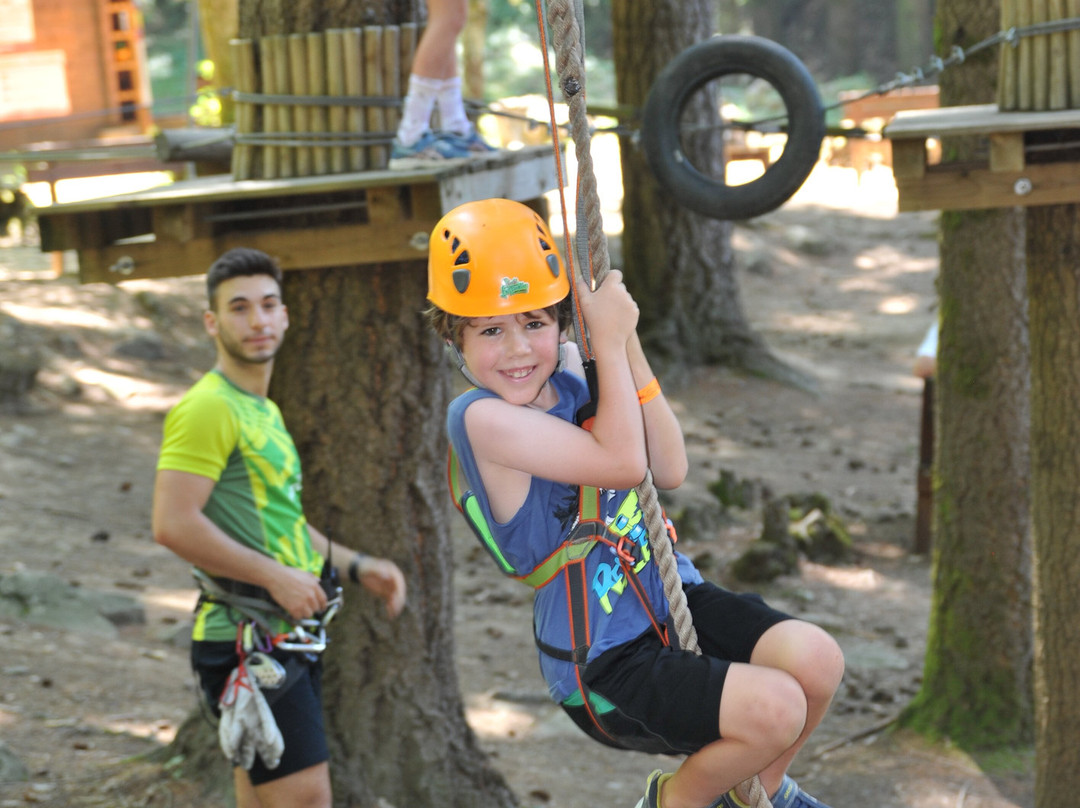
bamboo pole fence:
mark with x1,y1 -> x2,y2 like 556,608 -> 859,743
999,0 -> 1080,110
231,24 -> 419,180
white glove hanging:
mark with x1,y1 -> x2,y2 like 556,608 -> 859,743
217,660 -> 284,770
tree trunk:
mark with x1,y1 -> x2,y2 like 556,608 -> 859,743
611,0 -> 809,388
899,0 -> 1033,749
165,2 -> 517,805
463,0 -> 488,102
1028,206 -> 1080,803
271,262 -> 514,807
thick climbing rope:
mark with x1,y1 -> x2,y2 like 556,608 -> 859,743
533,3 -> 771,807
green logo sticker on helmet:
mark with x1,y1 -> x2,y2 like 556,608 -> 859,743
499,277 -> 530,299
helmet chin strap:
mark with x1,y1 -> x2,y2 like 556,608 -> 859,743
446,342 -> 483,388
446,341 -> 567,389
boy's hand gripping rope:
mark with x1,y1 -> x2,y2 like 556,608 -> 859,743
537,3 -> 771,807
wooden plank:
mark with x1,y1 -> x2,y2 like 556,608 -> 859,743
999,0 -> 1018,110
989,132 -> 1026,172
890,139 -> 927,180
306,33 -> 330,175
1048,0 -> 1068,109
364,26 -> 388,168
151,204 -> 202,244
382,26 -> 402,154
36,146 -> 558,214
75,218 -> 439,283
1018,0 -> 1034,110
288,34 -> 313,176
1032,0 -> 1049,110
325,29 -> 348,173
439,150 -> 562,210
1069,0 -> 1080,107
885,103 -> 1080,139
263,35 -> 293,178
230,39 -> 256,180
343,28 -> 365,172
895,160 -> 1080,211
367,185 -> 402,225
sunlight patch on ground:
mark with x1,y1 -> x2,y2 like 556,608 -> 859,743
465,698 -> 537,739
71,367 -> 180,409
804,564 -> 884,592
91,715 -> 178,744
0,301 -> 116,329
766,311 -> 860,335
877,295 -> 919,315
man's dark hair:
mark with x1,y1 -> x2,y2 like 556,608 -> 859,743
206,248 -> 284,309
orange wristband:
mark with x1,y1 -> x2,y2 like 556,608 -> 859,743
637,378 -> 662,405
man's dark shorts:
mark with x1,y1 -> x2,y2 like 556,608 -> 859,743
191,640 -> 329,786
562,581 -> 794,755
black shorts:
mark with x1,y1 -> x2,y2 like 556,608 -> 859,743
564,581 -> 793,755
191,641 -> 329,786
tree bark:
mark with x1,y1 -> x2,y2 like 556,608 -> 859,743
899,0 -> 1033,749
610,0 -> 810,388
1028,205 -> 1080,804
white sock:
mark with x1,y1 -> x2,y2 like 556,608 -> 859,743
397,74 -> 442,146
435,76 -> 471,136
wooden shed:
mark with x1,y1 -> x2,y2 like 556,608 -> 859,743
0,0 -> 152,150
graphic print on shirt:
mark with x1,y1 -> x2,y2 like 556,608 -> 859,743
591,489 -> 652,614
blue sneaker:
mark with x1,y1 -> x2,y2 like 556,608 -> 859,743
634,769 -> 671,808
711,776 -> 833,808
770,776 -> 832,808
388,130 -> 470,169
441,129 -> 498,154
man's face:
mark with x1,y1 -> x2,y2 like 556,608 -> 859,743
204,274 -> 288,365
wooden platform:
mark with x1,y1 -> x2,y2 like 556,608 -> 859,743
884,104 -> 1080,212
36,145 -> 561,283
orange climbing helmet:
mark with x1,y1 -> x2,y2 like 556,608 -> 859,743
427,198 -> 568,318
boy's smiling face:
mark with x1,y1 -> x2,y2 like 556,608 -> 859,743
460,309 -> 561,408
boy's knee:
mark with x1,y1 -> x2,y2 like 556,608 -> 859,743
802,629 -> 845,700
740,671 -> 807,752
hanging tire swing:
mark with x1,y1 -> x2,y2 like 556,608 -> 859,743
641,35 -> 825,221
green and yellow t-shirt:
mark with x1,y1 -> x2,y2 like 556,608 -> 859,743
157,370 -> 324,641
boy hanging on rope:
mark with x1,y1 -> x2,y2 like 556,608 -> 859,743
425,198 -> 845,808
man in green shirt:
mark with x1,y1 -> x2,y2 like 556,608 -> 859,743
152,247 -> 406,808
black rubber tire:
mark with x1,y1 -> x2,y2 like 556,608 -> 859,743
641,35 -> 825,220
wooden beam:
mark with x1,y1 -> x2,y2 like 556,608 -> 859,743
890,139 -> 928,180
895,160 -> 1080,212
76,218 -> 438,283
989,132 -> 1026,172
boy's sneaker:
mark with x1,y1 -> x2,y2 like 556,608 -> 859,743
442,129 -> 498,154
634,769 -> 672,808
769,776 -> 832,808
388,130 -> 469,169
711,776 -> 833,808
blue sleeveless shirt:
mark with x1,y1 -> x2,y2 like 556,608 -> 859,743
446,370 -> 702,703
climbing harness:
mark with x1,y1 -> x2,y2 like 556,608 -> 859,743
448,442 -> 682,753
193,567 -> 343,655
193,567 -> 341,769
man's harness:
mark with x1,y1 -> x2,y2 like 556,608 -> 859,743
193,567 -> 343,654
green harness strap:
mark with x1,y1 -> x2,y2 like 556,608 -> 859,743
446,447 -> 622,721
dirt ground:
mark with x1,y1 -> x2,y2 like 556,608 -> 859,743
0,164 -> 1035,808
